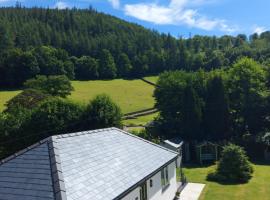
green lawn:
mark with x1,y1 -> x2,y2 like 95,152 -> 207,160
183,163 -> 270,200
123,112 -> 159,126
0,90 -> 21,111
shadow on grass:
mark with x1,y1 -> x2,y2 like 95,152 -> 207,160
0,87 -> 22,92
250,160 -> 270,166
183,163 -> 214,169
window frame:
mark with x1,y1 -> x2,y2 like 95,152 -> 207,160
161,165 -> 170,191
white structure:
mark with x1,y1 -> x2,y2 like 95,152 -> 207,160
162,138 -> 184,168
0,128 -> 180,200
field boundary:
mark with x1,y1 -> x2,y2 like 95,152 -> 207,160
140,78 -> 159,87
123,108 -> 158,119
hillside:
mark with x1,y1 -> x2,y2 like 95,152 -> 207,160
1,7 -> 270,88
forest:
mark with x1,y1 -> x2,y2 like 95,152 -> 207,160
1,6 -> 270,87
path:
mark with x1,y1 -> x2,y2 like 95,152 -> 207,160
179,183 -> 205,200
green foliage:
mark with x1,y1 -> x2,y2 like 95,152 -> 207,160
207,144 -> 253,183
5,89 -> 50,113
227,57 -> 268,134
203,76 -> 230,140
182,85 -> 203,140
117,53 -> 132,77
33,46 -> 75,79
0,48 -> 39,87
99,49 -> 117,79
24,98 -> 84,139
75,56 -> 99,80
24,75 -> 74,97
82,94 -> 122,129
154,71 -> 206,139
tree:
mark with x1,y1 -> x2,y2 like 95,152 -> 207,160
24,75 -> 73,98
25,98 -> 84,140
203,76 -> 230,140
227,57 -> 268,135
117,53 -> 132,77
99,49 -> 117,79
75,56 -> 99,80
0,49 -> 40,87
0,22 -> 13,52
182,84 -> 203,140
208,144 -> 253,183
82,94 -> 122,129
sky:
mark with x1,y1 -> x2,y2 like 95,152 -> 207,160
0,0 -> 269,37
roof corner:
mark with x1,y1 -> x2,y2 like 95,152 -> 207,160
48,137 -> 67,200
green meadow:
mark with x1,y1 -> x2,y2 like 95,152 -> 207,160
0,77 -> 158,114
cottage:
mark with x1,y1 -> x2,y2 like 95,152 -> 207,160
0,127 -> 181,200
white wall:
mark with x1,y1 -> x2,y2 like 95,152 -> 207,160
122,187 -> 140,200
147,161 -> 177,200
122,161 -> 177,200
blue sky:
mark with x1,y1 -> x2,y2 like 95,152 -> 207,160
1,0 -> 269,37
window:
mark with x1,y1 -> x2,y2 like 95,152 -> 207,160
161,166 -> 169,189
150,179 -> 153,187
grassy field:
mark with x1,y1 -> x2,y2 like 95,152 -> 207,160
0,78 -> 158,114
70,79 -> 156,114
123,112 -> 159,126
183,163 -> 270,200
0,90 -> 21,111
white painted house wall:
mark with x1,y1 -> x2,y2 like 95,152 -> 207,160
122,161 -> 177,200
122,187 -> 140,200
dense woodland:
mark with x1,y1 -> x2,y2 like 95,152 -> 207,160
1,7 -> 270,87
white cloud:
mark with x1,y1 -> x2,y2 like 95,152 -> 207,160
124,0 -> 236,33
55,1 -> 69,9
253,26 -> 267,35
108,0 -> 120,9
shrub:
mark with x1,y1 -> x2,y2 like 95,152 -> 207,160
207,143 -> 253,183
82,94 -> 122,129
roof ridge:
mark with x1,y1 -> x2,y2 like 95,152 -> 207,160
0,136 -> 52,166
48,136 -> 67,200
53,127 -> 116,140
114,128 -> 179,155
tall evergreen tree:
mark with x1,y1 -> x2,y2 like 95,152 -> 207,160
203,76 -> 230,140
117,53 -> 132,77
99,49 -> 117,79
182,84 -> 203,140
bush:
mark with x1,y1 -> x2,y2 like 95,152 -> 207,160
82,94 -> 122,129
24,98 -> 84,141
5,89 -> 50,113
207,144 -> 253,183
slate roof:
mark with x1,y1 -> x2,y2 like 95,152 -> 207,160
0,127 -> 178,200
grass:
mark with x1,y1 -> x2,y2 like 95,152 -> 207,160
69,79 -> 156,114
143,76 -> 159,84
123,112 -> 159,126
0,90 -> 21,111
182,163 -> 270,200
0,77 -> 159,114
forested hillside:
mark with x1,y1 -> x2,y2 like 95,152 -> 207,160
1,6 -> 270,88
